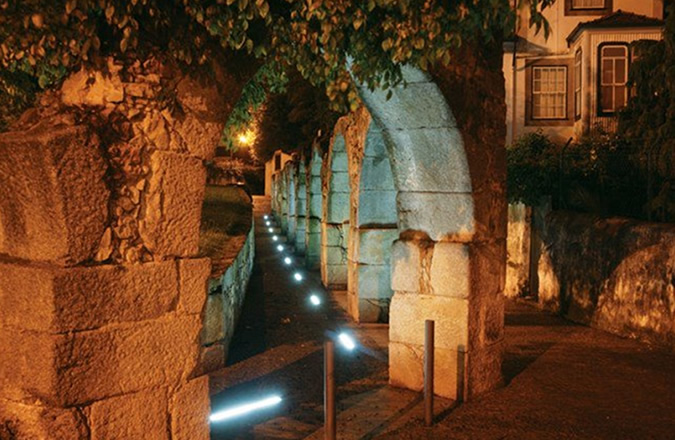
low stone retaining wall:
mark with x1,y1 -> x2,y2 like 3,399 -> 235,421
508,208 -> 675,350
198,219 -> 255,373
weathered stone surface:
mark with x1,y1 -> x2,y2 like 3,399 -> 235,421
384,127 -> 470,193
0,261 -> 178,333
140,150 -> 206,257
321,264 -> 348,288
203,294 -> 225,345
170,376 -> 210,440
538,212 -> 675,349
357,191 -> 398,226
389,342 -> 463,400
0,123 -> 108,265
198,343 -> 226,375
397,192 -> 474,242
465,341 -> 503,400
353,228 -> 398,265
61,68 -> 125,107
178,258 -> 211,315
505,203 -> 531,298
0,315 -> 201,406
0,398 -> 88,440
390,240 -> 422,293
326,191 -> 350,223
358,81 -> 457,130
90,388 -> 168,440
389,293 -> 468,350
351,264 -> 392,300
430,243 -> 470,298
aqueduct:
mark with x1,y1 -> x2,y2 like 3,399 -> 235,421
0,39 -> 505,437
273,56 -> 507,400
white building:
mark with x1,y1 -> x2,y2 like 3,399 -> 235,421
504,1 -> 665,145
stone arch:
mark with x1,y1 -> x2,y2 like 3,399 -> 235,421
354,61 -> 506,401
278,165 -> 289,233
305,143 -> 324,269
320,131 -> 350,289
344,108 -> 398,323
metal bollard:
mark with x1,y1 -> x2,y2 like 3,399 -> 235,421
424,319 -> 435,426
324,340 -> 336,440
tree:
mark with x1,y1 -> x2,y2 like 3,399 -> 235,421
618,4 -> 675,220
1,0 -> 554,131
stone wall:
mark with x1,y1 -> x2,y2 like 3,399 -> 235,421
305,144 -> 324,269
200,220 -> 255,373
537,212 -> 675,349
294,157 -> 308,254
0,56 -> 245,439
505,203 -> 531,298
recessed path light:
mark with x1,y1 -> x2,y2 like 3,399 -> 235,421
338,332 -> 356,351
309,294 -> 321,306
209,395 -> 282,422
268,227 -> 273,233
284,257 -> 292,265
277,244 -> 284,251
273,235 -> 278,241
294,272 -> 303,281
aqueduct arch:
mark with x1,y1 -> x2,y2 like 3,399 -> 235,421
352,61 -> 506,400
285,158 -> 298,247
320,132 -> 351,289
294,156 -> 308,254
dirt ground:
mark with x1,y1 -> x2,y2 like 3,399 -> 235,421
208,199 -> 675,440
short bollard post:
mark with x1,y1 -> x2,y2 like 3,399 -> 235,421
324,340 -> 336,440
424,319 -> 435,427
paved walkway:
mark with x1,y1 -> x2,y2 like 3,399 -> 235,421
209,197 -> 675,439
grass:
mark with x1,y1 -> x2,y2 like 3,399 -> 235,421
198,185 -> 252,264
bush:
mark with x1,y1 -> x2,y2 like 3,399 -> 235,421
506,131 -> 559,206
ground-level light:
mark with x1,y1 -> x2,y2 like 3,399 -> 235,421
266,221 -> 271,226
273,235 -> 278,241
277,244 -> 284,251
338,332 -> 356,351
294,272 -> 303,281
209,395 -> 282,422
268,227 -> 273,233
309,294 -> 321,306
284,257 -> 292,265
264,215 -> 269,220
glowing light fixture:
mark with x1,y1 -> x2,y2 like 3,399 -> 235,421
236,130 -> 256,147
338,332 -> 356,351
309,294 -> 321,306
264,215 -> 269,220
209,395 -> 282,422
277,244 -> 284,252
284,257 -> 292,265
268,227 -> 274,233
266,221 -> 271,226
273,235 -> 278,242
294,272 -> 303,281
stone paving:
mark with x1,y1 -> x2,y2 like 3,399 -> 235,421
208,197 -> 675,439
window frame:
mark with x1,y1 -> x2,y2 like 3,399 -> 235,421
525,58 -> 574,127
564,0 -> 612,16
574,49 -> 583,120
597,42 -> 630,116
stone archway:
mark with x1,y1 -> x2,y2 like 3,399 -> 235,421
354,59 -> 506,401
320,132 -> 350,289
344,108 -> 398,323
305,144 -> 324,269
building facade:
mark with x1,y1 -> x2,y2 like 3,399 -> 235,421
504,0 -> 665,145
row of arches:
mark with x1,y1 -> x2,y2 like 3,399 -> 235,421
270,64 -> 507,401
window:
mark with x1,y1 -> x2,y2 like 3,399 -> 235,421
599,45 -> 628,114
571,0 -> 605,9
274,153 -> 281,171
574,50 -> 582,119
532,66 -> 567,119
565,0 -> 611,16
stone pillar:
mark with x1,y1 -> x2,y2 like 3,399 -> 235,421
305,145 -> 323,269
279,165 -> 289,234
357,60 -> 506,401
295,158 -> 308,255
320,135 -> 350,289
286,159 -> 298,247
0,122 -> 211,439
343,109 -> 398,323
